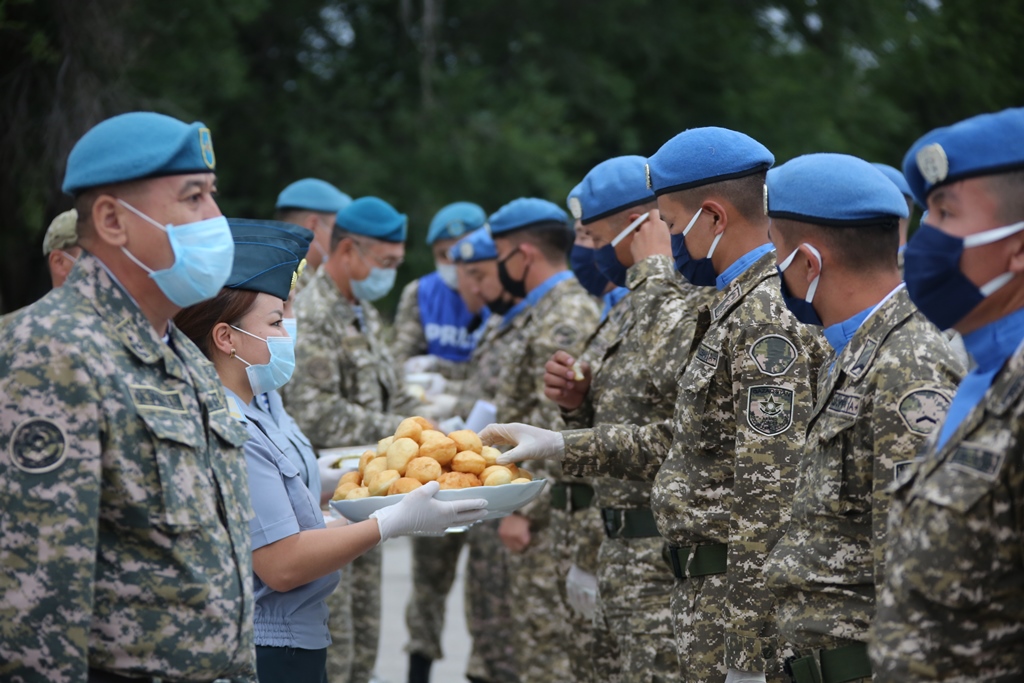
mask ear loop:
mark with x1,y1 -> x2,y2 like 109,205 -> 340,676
681,208 -> 704,237
611,212 -> 651,248
779,243 -> 822,302
962,220 -> 1024,296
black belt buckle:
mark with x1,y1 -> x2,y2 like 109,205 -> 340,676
602,508 -> 622,537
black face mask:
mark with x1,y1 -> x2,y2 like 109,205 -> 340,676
485,294 -> 515,315
497,247 -> 529,299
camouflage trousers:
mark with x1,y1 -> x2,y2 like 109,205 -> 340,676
548,505 -> 595,683
671,573 -> 787,683
328,544 -> 382,683
506,512 -> 573,683
464,519 -> 519,683
593,536 -> 678,683
406,534 -> 466,661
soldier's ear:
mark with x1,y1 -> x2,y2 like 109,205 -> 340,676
701,199 -> 729,234
91,194 -> 129,247
1008,233 -> 1024,275
211,322 -> 235,358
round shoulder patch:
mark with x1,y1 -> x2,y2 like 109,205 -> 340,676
749,334 -> 797,376
898,388 -> 951,436
9,418 -> 67,474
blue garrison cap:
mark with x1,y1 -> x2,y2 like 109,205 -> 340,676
276,178 -> 352,214
427,202 -> 487,245
646,126 -> 774,196
226,219 -> 313,301
488,197 -> 569,236
871,163 -> 912,199
450,228 -> 498,264
576,155 -> 655,225
63,112 -> 217,195
902,107 -> 1024,207
336,196 -> 408,243
767,153 -> 909,226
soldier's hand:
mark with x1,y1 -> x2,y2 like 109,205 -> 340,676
543,350 -> 591,411
498,513 -> 531,553
479,423 -> 565,464
629,209 -> 672,262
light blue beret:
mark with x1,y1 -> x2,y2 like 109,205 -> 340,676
576,155 -> 655,225
488,197 -> 569,236
226,219 -> 313,301
767,153 -> 909,225
450,227 -> 498,264
902,107 -> 1024,206
335,196 -> 408,243
63,112 -> 217,195
427,202 -> 487,245
871,163 -> 912,199
276,178 -> 352,213
646,126 -> 774,196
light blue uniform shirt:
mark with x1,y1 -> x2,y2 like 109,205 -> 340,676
225,387 -> 340,649
936,306 -> 1024,450
715,243 -> 775,290
254,390 -> 322,504
501,270 -> 574,327
601,286 -> 629,322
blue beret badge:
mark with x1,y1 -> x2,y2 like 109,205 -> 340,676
645,163 -> 653,190
199,127 -> 215,169
460,241 -> 474,260
916,143 -> 948,186
762,183 -> 769,216
568,197 -> 582,220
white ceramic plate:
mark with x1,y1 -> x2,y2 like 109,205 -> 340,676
318,445 -> 377,473
330,478 -> 547,523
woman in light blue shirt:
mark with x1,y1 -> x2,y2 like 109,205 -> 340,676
175,218 -> 486,683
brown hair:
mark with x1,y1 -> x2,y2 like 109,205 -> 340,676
174,288 -> 259,359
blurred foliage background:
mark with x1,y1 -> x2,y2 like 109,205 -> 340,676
2,0 -> 1023,315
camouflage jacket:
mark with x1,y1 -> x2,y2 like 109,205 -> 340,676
764,287 -> 963,651
496,273 -> 600,526
454,314 -> 511,417
283,268 -> 421,448
651,251 -> 828,672
561,255 -> 715,496
0,254 -> 255,683
870,328 -> 1024,681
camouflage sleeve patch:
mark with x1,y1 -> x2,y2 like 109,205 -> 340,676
305,356 -> 334,382
897,388 -> 951,436
746,385 -> 795,436
551,323 -> 580,350
748,334 -> 797,376
9,417 -> 68,474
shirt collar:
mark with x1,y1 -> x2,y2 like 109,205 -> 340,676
823,284 -> 904,355
600,286 -> 629,322
962,306 -> 1024,372
502,271 -> 573,327
715,243 -> 775,291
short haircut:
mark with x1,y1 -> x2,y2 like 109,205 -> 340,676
985,171 -> 1024,224
669,171 -> 767,223
503,220 -> 574,262
275,208 -> 310,223
173,287 -> 260,359
772,216 -> 899,273
330,225 -> 352,252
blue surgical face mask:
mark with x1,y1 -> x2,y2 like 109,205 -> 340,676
777,243 -> 823,326
569,245 -> 609,297
118,199 -> 234,307
231,325 -> 296,395
352,267 -> 397,302
437,263 -> 459,289
904,219 -> 1024,330
282,317 -> 298,342
671,208 -> 722,286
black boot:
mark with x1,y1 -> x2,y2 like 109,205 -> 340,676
408,653 -> 433,683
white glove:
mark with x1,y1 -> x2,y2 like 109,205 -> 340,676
317,457 -> 346,496
478,422 -> 565,464
565,564 -> 598,620
724,669 -> 767,683
370,481 -> 487,542
404,354 -> 438,374
419,393 -> 459,421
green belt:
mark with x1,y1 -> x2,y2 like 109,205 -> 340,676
550,482 -> 595,510
665,543 -> 727,579
601,507 -> 660,538
785,643 -> 872,683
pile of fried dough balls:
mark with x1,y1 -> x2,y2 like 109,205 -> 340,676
332,417 -> 534,501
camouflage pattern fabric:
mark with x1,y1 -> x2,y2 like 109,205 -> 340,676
405,534 -> 466,661
453,314 -> 508,417
283,267 -> 421,448
293,261 -> 315,294
651,251 -> 828,682
558,255 -> 710,681
464,519 -> 519,683
496,274 -> 600,683
0,254 -> 255,682
326,566 -> 354,682
870,324 -> 1024,681
348,545 -> 383,683
764,288 -> 962,659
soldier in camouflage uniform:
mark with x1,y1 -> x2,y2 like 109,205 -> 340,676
487,198 -> 601,682
274,177 -> 352,293
550,156 -> 714,682
759,154 -> 964,683
870,108 -> 1024,681
283,196 -> 420,683
0,112 -> 256,682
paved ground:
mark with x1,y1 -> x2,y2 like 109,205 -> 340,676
370,535 -> 473,683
